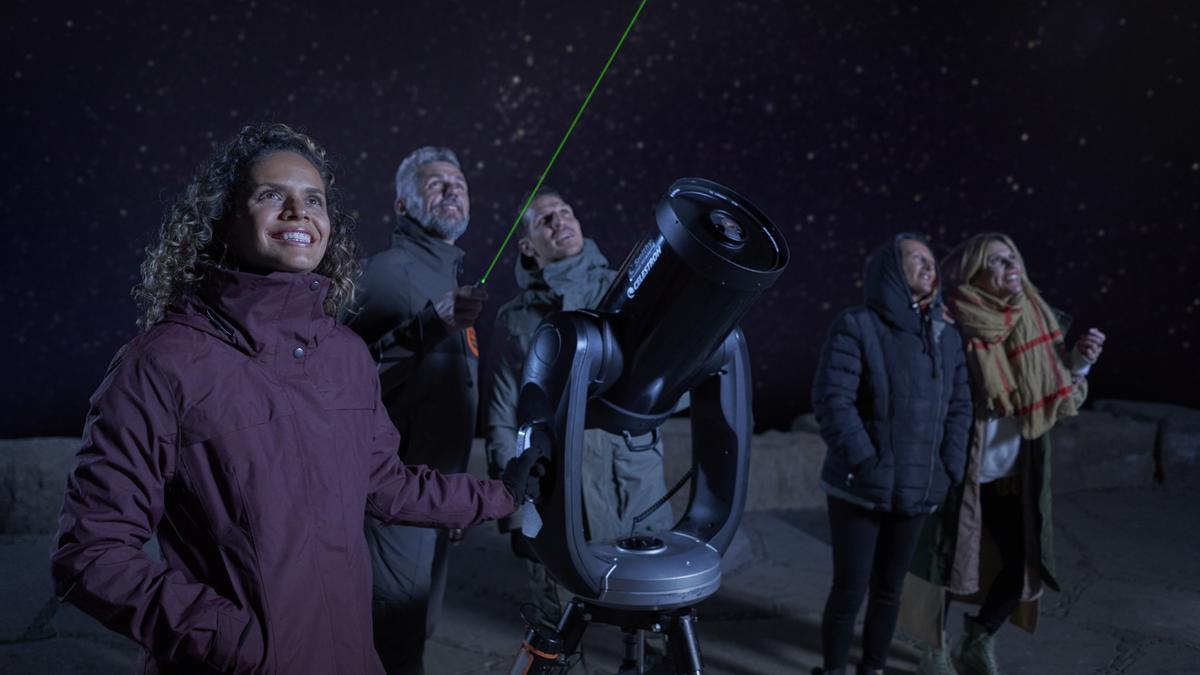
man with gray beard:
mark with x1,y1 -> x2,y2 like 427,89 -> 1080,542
344,147 -> 487,674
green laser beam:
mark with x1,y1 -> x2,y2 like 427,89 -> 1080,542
477,0 -> 648,286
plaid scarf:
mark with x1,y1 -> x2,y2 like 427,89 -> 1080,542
948,284 -> 1078,439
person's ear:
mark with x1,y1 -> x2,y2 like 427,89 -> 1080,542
395,197 -> 407,216
517,238 -> 534,258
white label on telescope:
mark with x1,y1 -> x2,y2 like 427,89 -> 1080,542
519,502 -> 543,538
513,425 -> 543,538
625,238 -> 662,298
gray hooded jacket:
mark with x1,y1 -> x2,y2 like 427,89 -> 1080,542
485,240 -> 674,538
485,239 -> 614,479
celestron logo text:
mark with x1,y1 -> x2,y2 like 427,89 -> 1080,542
626,240 -> 662,298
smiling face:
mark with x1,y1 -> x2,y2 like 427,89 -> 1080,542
518,194 -> 585,269
974,239 -> 1024,300
401,160 -> 470,242
230,150 -> 330,274
899,238 -> 937,300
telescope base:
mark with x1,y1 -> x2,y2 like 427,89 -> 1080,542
509,596 -> 704,675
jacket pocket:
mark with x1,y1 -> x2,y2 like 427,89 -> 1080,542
863,420 -> 882,453
849,451 -> 895,503
176,405 -> 292,545
317,388 -> 377,553
177,378 -> 296,528
179,385 -> 295,446
204,606 -> 265,673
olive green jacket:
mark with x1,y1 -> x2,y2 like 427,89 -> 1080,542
484,241 -> 672,537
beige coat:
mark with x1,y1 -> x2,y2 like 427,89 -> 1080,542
900,379 -> 1087,645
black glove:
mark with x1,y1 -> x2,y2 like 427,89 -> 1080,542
500,428 -> 551,505
510,531 -> 540,562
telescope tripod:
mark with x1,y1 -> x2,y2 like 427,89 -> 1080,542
511,597 -> 704,675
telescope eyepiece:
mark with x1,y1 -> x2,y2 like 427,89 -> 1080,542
615,535 -> 667,553
708,209 -> 746,248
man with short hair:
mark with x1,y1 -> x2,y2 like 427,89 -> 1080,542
485,190 -> 674,626
345,147 -> 487,674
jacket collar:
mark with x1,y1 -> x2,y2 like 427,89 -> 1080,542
514,238 -> 609,295
169,267 -> 335,357
391,215 -> 465,274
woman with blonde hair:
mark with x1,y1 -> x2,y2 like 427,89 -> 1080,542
909,233 -> 1105,675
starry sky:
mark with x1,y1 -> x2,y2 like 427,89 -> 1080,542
2,1 -> 1197,437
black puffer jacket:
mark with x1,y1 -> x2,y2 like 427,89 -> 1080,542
812,235 -> 972,515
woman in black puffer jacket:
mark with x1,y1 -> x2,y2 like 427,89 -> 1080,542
811,234 -> 973,675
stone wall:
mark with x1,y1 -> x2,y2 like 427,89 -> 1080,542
1092,399 -> 1200,483
3,399 -> 1195,534
0,437 -> 77,535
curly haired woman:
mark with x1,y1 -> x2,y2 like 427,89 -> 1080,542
49,124 -> 541,674
908,233 -> 1105,675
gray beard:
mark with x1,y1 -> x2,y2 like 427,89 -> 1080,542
422,214 -> 468,242
409,199 -> 468,242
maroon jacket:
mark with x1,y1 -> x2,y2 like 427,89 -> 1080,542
51,269 -> 516,674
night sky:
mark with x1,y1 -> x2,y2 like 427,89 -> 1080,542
2,1 -> 1197,437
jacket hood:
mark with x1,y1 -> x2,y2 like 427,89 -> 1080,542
514,238 -> 610,294
864,233 -> 942,334
164,267 -> 336,357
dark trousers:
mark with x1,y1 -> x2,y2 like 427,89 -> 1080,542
364,518 -> 451,675
821,496 -> 927,671
975,480 -> 1026,633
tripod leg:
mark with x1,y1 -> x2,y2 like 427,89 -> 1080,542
509,599 -> 593,675
616,629 -> 640,674
666,610 -> 703,675
556,598 -> 590,661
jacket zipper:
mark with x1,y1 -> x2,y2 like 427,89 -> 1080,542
922,317 -> 944,506
205,307 -> 236,340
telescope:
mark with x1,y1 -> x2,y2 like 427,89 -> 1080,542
510,178 -> 788,674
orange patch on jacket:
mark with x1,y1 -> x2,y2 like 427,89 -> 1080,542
466,326 -> 479,358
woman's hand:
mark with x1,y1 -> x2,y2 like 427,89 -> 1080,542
1074,327 -> 1106,364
